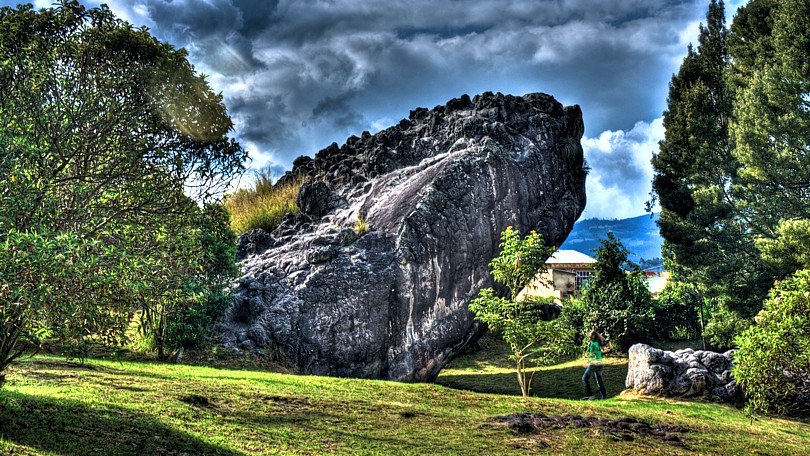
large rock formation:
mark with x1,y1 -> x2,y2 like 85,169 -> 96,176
216,92 -> 587,381
625,344 -> 742,403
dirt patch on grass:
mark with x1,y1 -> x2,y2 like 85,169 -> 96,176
487,413 -> 691,448
179,394 -> 214,407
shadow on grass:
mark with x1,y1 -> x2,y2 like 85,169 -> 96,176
19,356 -> 303,390
0,391 -> 244,456
437,361 -> 630,400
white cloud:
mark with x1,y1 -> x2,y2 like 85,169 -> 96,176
581,118 -> 664,219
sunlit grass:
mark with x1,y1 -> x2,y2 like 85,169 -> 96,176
1,352 -> 808,455
437,333 -> 630,399
223,169 -> 303,235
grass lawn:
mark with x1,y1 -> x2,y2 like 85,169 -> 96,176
436,334 -> 629,399
0,343 -> 807,455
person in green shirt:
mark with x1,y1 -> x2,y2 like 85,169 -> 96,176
581,330 -> 607,400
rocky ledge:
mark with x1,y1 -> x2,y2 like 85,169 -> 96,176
215,92 -> 587,381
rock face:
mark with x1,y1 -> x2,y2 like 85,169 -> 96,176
216,92 -> 587,382
625,344 -> 742,403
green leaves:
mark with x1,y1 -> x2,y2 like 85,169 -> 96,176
487,227 -> 554,301
651,0 -> 810,316
0,1 -> 244,380
581,234 -> 655,352
468,228 -> 575,397
0,229 -> 136,370
734,269 -> 810,416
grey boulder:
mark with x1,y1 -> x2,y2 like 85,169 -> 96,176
216,92 -> 587,381
626,344 -> 742,403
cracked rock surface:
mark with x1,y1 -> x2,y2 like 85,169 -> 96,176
626,344 -> 742,403
217,92 -> 587,381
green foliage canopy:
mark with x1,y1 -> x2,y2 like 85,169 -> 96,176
651,0 -> 810,318
652,281 -> 703,342
580,233 -> 655,352
651,0 -> 774,316
652,0 -> 810,411
0,1 -> 245,384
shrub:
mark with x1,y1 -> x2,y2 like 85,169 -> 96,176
580,233 -> 655,352
224,168 -> 302,235
165,204 -> 240,351
704,303 -> 750,350
166,290 -> 232,350
734,269 -> 810,416
558,298 -> 588,347
653,282 -> 703,341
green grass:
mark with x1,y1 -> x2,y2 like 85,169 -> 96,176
1,349 -> 808,455
224,171 -> 302,235
436,335 -> 629,399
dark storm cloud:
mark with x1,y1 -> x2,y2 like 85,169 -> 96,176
311,93 -> 365,131
10,0 -> 717,217
227,94 -> 289,147
141,0 -> 268,75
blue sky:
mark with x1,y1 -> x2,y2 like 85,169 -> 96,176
6,0 -> 748,219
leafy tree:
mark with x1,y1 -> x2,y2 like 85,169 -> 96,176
165,203 -> 240,351
703,300 -> 750,350
731,0 -> 810,254
468,227 -> 576,397
734,269 -> 810,416
0,1 -> 245,385
558,297 -> 588,348
0,229 -> 141,387
651,0 -> 810,411
581,233 -> 655,352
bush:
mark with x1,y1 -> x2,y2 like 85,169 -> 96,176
734,269 -> 810,416
580,233 -> 655,352
704,303 -> 750,350
558,298 -> 588,347
164,204 -> 240,351
166,291 -> 232,350
653,282 -> 703,341
224,168 -> 302,235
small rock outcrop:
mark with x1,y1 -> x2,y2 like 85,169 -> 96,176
625,344 -> 742,403
216,92 -> 587,381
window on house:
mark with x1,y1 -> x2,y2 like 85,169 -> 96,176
575,271 -> 593,291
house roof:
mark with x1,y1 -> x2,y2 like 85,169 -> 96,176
546,249 -> 596,265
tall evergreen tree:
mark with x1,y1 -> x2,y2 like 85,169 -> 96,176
731,0 -> 810,276
651,0 -> 772,315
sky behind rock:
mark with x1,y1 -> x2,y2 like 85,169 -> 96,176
13,0 -> 747,219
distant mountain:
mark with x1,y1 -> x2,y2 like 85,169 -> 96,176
559,213 -> 663,264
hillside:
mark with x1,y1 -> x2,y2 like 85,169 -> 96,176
560,213 -> 663,263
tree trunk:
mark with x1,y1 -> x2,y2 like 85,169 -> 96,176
699,299 -> 707,350
516,357 -> 528,397
157,304 -> 169,359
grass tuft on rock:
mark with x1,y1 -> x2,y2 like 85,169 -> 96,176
223,168 -> 303,235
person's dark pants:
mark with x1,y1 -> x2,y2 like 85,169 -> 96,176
582,363 -> 607,399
